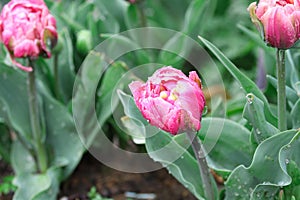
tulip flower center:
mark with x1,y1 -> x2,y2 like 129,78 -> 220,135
276,0 -> 294,6
159,90 -> 178,103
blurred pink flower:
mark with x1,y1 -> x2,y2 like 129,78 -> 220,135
248,0 -> 300,49
129,66 -> 206,135
0,0 -> 57,71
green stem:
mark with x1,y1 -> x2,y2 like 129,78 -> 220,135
186,131 -> 214,200
137,1 -> 147,27
276,49 -> 287,131
53,54 -> 60,99
27,60 -> 48,173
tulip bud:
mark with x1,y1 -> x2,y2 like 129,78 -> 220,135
129,66 -> 206,135
0,0 -> 57,71
76,30 -> 92,55
248,0 -> 300,49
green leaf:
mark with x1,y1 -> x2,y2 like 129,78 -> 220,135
237,24 -> 275,56
117,90 -> 147,125
243,93 -> 279,144
41,90 -> 84,180
11,140 -> 36,175
286,50 -> 300,91
291,99 -> 300,129
198,36 -> 278,127
0,123 -> 11,162
97,61 -> 127,124
146,130 -> 210,200
182,0 -> 209,36
267,75 -> 299,105
13,167 -> 62,200
13,173 -> 50,200
0,65 -> 32,144
54,29 -> 76,103
280,135 -> 300,200
158,0 -> 209,67
198,118 -> 254,174
72,51 -> 107,148
225,130 -> 299,200
125,4 -> 140,29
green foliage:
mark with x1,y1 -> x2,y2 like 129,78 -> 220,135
225,130 -> 299,200
87,186 -> 113,200
1,0 -> 300,199
0,175 -> 17,195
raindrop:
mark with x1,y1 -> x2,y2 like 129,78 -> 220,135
285,159 -> 290,164
181,156 -> 184,159
49,104 -> 54,110
257,193 -> 261,198
246,93 -> 254,104
256,129 -> 261,135
234,192 -> 239,197
202,106 -> 208,115
238,186 -> 241,189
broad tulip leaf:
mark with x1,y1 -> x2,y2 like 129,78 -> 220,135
145,130 -> 216,200
72,51 -> 108,148
225,130 -> 299,200
11,140 -> 36,175
291,99 -> 300,129
198,36 -> 278,127
243,94 -> 278,144
97,61 -> 128,124
158,0 -> 208,67
0,123 -> 11,162
56,28 -> 76,103
41,90 -> 84,180
0,65 -> 32,144
125,4 -> 140,29
13,166 -> 62,200
286,50 -> 300,91
267,75 -> 299,105
13,173 -> 51,200
237,24 -> 275,56
198,118 -> 254,174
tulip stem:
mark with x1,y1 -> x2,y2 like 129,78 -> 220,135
28,59 -> 48,173
276,49 -> 287,131
137,0 -> 147,27
53,54 -> 61,100
186,131 -> 214,200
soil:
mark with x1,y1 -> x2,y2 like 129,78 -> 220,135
1,153 -> 197,200
59,153 -> 197,200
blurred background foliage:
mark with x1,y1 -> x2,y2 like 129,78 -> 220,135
0,0 -> 299,199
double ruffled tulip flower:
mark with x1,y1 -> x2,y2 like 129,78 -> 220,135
248,0 -> 300,49
129,66 -> 205,135
0,0 -> 57,71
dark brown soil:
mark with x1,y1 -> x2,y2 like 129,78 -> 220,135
59,153 -> 197,200
0,153 -> 197,200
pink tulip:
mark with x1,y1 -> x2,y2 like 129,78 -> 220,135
0,0 -> 57,71
248,0 -> 300,49
129,66 -> 206,135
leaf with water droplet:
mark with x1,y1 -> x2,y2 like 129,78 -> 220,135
243,93 -> 278,144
